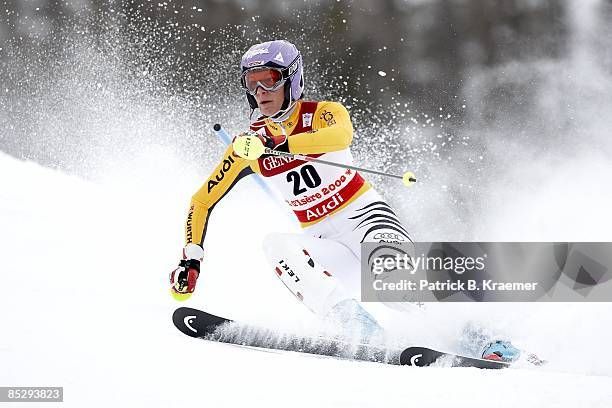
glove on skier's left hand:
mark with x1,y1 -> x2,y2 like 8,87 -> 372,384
170,243 -> 205,301
256,133 -> 288,152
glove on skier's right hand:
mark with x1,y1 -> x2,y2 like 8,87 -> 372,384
232,130 -> 264,160
170,243 -> 205,301
232,130 -> 288,160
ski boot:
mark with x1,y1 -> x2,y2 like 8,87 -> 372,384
327,299 -> 384,342
481,340 -> 521,363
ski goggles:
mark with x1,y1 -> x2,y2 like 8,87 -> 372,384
240,54 -> 301,96
240,67 -> 286,95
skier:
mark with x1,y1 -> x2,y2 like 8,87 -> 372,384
169,39 -> 521,361
169,39 -> 408,337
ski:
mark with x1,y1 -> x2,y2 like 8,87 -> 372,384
399,347 -> 509,369
172,307 -> 509,369
173,306 -> 230,337
172,307 -> 397,364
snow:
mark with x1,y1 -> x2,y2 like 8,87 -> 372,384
1,151 -> 611,407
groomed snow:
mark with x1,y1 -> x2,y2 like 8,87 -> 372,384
1,151 -> 611,407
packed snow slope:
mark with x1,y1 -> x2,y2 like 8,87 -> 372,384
1,151 -> 611,408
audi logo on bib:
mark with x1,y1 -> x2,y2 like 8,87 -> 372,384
293,172 -> 365,222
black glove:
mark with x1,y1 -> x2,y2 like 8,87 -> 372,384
257,133 -> 289,152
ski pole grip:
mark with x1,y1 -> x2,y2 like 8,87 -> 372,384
212,124 -> 279,201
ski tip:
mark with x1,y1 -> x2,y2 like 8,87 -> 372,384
399,347 -> 436,367
172,307 -> 201,338
399,347 -> 510,369
172,307 -> 232,339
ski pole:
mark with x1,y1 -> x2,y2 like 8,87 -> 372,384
213,123 -> 232,145
212,124 -> 279,198
263,148 -> 417,187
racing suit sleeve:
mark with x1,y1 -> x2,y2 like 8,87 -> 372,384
185,146 -> 254,247
287,102 -> 354,154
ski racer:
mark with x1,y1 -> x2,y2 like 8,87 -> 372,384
169,39 -> 522,361
169,39 -> 407,335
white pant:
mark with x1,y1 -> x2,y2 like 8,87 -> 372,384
262,189 -> 413,316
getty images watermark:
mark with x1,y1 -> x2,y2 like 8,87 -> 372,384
360,242 -> 612,302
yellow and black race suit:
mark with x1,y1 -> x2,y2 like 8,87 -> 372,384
185,100 -> 371,247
